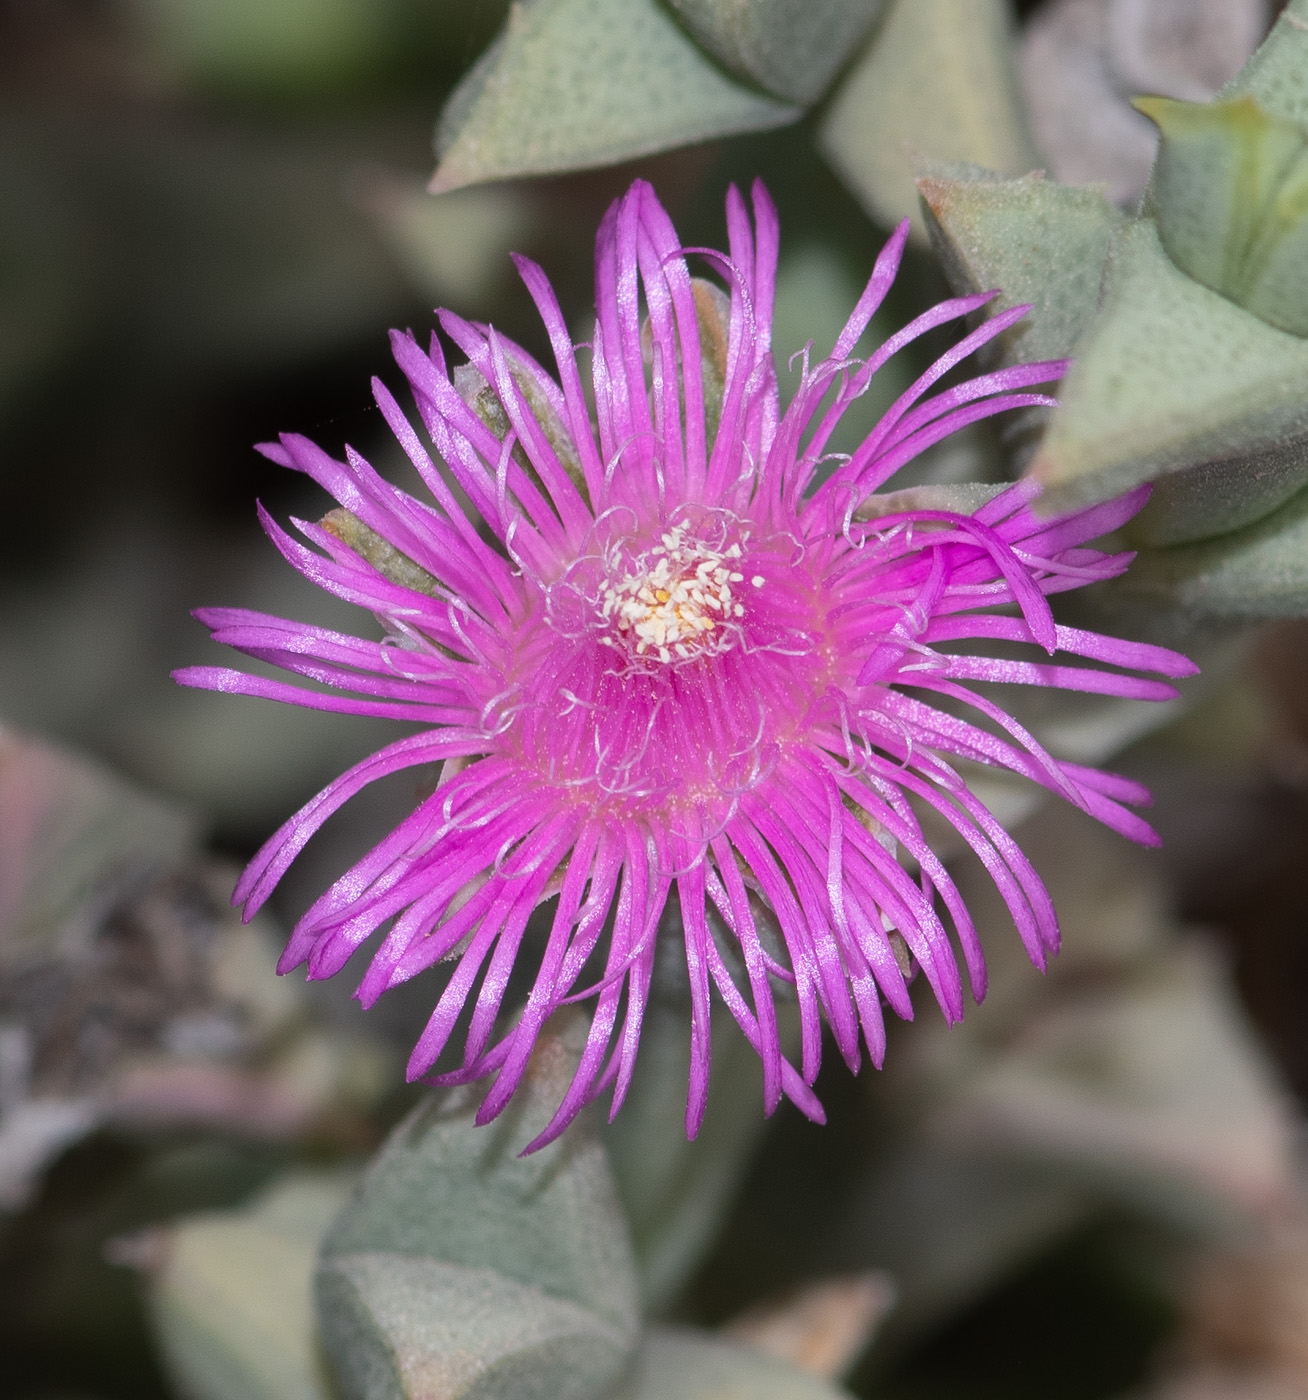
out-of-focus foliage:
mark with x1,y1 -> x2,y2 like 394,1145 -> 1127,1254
123,0 -> 400,94
615,1328 -> 857,1400
606,997 -> 789,1310
7,1 -> 1308,1399
722,1274 -> 896,1380
144,1174 -> 350,1400
0,730 -> 389,1213
838,799 -> 1296,1350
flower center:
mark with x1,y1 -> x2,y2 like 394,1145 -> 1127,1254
598,522 -> 760,663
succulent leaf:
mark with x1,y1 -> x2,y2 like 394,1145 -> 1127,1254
317,1013 -> 641,1400
1138,95 -> 1308,338
430,0 -> 799,193
318,1256 -> 631,1400
1129,440 -> 1308,549
1029,218 -> 1308,536
818,0 -> 1038,236
1113,481 -> 1308,622
322,509 -> 442,596
661,0 -> 882,105
919,168 -> 1126,364
1221,0 -> 1308,128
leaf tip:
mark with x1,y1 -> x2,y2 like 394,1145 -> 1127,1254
428,161 -> 475,196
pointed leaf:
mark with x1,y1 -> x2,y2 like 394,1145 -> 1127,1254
322,1019 -> 639,1331
430,0 -> 800,194
318,1014 -> 640,1399
321,509 -> 441,596
920,169 -> 1126,365
818,0 -> 1038,236
1138,96 -> 1308,338
662,0 -> 882,105
857,482 -> 1007,520
614,1328 -> 857,1399
1222,0 -> 1308,128
1029,218 -> 1308,535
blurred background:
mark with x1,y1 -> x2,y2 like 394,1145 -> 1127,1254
4,2 -> 1308,1398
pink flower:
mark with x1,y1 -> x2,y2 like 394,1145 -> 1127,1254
176,179 -> 1195,1150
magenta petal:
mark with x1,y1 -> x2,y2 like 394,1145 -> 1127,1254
177,174 -> 1194,1149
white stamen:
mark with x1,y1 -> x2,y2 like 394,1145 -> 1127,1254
599,522 -> 759,662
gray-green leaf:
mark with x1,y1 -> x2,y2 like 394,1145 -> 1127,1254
662,0 -> 882,105
1112,481 -> 1308,621
1221,0 -> 1308,129
318,1255 -> 631,1400
818,0 -> 1038,237
430,0 -> 800,193
1029,218 -> 1308,537
321,509 -> 442,596
856,482 -> 1007,520
318,1013 -> 641,1400
1139,95 -> 1308,339
918,168 -> 1126,365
